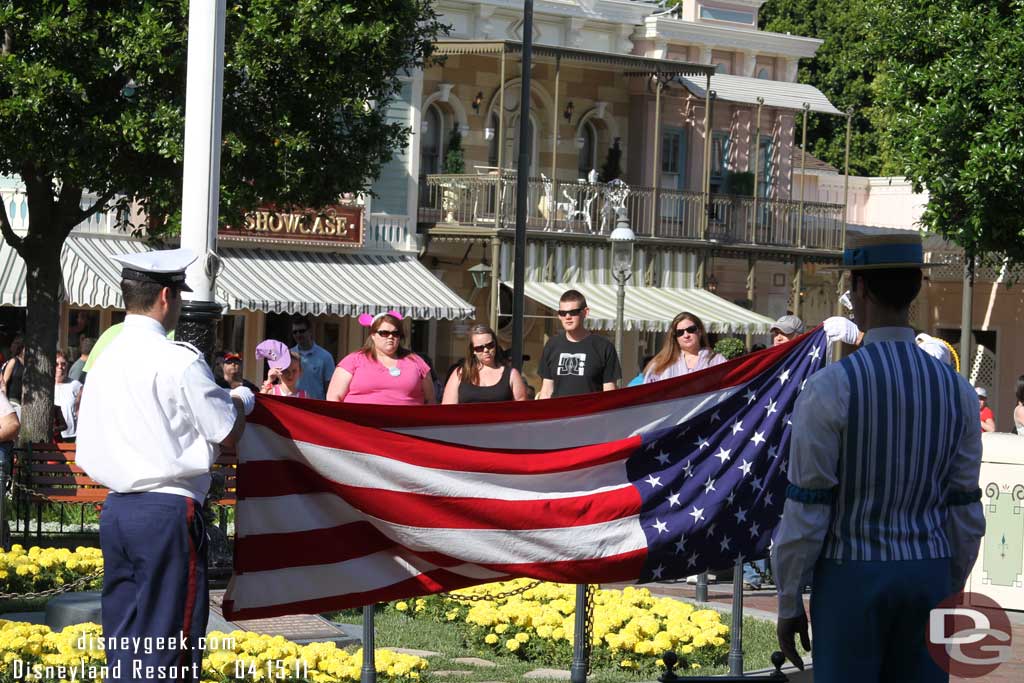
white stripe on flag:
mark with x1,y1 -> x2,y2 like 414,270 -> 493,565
244,427 -> 634,500
392,385 -> 740,448
240,500 -> 647,565
227,550 -> 508,611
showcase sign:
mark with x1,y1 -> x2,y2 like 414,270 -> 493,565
220,204 -> 363,245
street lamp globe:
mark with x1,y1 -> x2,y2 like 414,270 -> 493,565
468,262 -> 492,290
609,211 -> 635,280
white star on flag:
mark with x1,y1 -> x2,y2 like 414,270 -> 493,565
765,398 -> 778,416
751,476 -> 764,492
763,491 -> 775,507
667,491 -> 681,507
744,388 -> 757,404
652,564 -> 665,579
703,476 -> 717,494
652,519 -> 669,534
646,474 -> 663,488
710,410 -> 721,423
674,536 -> 687,554
656,451 -> 671,465
734,506 -> 748,523
687,553 -> 699,568
726,490 -> 737,506
694,434 -> 710,450
751,431 -> 766,446
750,522 -> 761,538
681,460 -> 694,478
809,346 -> 821,361
778,369 -> 791,384
688,506 -> 705,523
737,459 -> 753,476
720,536 -> 731,551
768,444 -> 780,459
714,447 -> 732,464
731,419 -> 744,436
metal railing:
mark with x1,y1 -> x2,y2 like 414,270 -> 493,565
418,173 -> 844,251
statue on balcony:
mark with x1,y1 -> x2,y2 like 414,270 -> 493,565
598,179 -> 630,235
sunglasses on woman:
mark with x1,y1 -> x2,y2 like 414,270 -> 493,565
472,341 -> 497,353
376,330 -> 401,339
674,325 -> 699,337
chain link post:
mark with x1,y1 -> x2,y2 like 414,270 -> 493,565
695,572 -> 709,602
728,558 -> 744,675
361,604 -> 376,683
570,584 -> 588,682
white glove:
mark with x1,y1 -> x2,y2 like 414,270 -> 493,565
230,386 -> 256,416
823,316 -> 861,345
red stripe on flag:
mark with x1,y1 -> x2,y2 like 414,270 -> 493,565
245,412 -> 643,474
221,548 -> 647,620
237,460 -> 642,531
249,329 -> 814,430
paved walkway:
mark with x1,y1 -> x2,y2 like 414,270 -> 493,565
609,580 -> 1023,682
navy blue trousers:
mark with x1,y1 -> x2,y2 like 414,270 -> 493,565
810,558 -> 951,683
100,492 -> 208,682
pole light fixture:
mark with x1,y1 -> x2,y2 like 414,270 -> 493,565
468,262 -> 492,290
706,273 -> 719,294
609,209 -> 636,365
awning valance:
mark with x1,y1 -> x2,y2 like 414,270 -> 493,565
502,281 -> 776,334
678,73 -> 843,116
1,234 -> 475,321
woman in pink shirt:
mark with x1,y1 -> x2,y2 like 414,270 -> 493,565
326,312 -> 435,405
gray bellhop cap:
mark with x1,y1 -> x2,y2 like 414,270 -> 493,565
111,248 -> 196,292
770,314 -> 805,336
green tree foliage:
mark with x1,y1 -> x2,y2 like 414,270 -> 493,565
869,0 -> 1024,266
758,0 -> 882,175
443,125 -> 465,175
0,0 -> 443,438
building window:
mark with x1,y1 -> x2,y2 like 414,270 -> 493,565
710,132 -> 730,192
758,135 -> 774,198
419,104 -> 443,176
699,5 -> 756,25
578,121 -> 597,179
661,130 -> 682,175
756,66 -> 773,80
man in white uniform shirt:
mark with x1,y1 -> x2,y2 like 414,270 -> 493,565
77,248 -> 255,682
771,233 -> 985,682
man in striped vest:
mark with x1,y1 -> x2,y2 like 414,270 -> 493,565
772,233 -> 985,682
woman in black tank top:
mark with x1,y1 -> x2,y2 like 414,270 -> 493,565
441,324 -> 528,404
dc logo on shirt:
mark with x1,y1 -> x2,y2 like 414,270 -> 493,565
557,353 -> 587,376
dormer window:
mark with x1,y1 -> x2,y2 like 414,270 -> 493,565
699,3 -> 757,26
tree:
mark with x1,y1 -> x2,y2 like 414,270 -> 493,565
758,0 -> 883,175
0,1 -> 443,439
443,125 -> 465,175
868,0 -> 1024,266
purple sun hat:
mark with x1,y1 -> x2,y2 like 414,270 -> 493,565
255,339 -> 291,370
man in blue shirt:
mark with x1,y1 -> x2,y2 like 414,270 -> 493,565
289,316 -> 335,400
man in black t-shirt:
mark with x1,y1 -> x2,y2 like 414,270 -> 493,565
538,289 -> 621,398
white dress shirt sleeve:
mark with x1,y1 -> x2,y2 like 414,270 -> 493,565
772,369 -> 846,618
945,380 -> 986,592
180,358 -> 238,449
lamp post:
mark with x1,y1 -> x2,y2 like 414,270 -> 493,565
609,210 -> 635,362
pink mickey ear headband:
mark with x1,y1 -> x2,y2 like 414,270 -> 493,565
358,310 -> 403,327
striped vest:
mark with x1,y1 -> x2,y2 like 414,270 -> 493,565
823,341 -> 967,561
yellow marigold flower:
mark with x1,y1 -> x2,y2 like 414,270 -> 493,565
505,638 -> 520,652
395,601 -> 409,612
515,632 -> 529,643
484,633 -> 498,645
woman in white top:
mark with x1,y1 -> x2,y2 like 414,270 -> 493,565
643,312 -> 725,383
1014,374 -> 1024,436
53,351 -> 83,440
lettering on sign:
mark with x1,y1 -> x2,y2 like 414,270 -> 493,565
221,205 -> 363,245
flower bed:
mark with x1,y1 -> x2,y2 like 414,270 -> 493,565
389,580 -> 729,675
0,546 -> 103,594
0,621 -> 428,683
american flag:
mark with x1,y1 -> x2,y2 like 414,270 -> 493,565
222,329 -> 826,620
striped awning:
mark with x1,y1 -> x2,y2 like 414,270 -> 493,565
503,281 -> 776,334
678,73 -> 843,116
1,233 -> 475,320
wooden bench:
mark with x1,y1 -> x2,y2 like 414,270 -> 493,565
13,441 -> 238,539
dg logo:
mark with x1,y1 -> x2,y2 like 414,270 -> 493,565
926,592 -> 1013,678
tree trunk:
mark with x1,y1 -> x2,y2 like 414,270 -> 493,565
20,244 -> 63,442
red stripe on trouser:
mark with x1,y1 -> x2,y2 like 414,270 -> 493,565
180,498 -> 197,667
237,460 -> 641,530
222,547 -> 647,620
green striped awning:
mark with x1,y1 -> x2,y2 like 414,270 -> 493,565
503,281 -> 776,334
1,233 -> 475,320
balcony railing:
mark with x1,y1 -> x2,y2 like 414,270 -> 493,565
418,173 -> 845,251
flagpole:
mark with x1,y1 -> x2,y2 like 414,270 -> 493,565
570,583 -> 588,683
510,0 -> 534,370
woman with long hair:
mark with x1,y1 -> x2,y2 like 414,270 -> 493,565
261,350 -> 308,398
642,312 -> 725,383
327,311 -> 435,404
442,323 -> 527,404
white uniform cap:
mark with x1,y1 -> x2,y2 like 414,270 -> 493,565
112,248 -> 196,291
